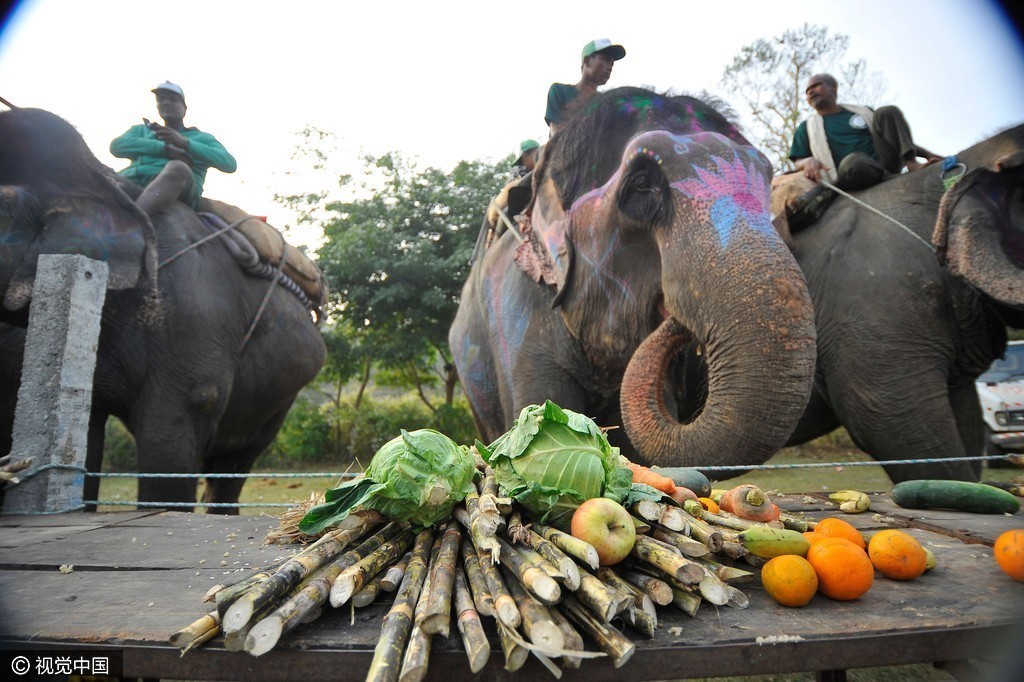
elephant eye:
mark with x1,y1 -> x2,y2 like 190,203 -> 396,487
618,157 -> 672,227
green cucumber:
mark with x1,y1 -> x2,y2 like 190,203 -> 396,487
890,480 -> 1021,515
650,467 -> 711,497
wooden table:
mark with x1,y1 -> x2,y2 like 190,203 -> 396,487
1,494 -> 1022,681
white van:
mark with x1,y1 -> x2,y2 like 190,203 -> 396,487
977,340 -> 1024,455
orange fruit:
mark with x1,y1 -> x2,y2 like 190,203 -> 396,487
803,531 -> 829,547
994,529 -> 1024,582
868,529 -> 927,580
761,555 -> 819,607
814,517 -> 867,550
698,497 -> 720,514
806,537 -> 874,600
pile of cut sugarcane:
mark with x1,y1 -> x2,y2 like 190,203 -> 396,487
170,466 -> 816,681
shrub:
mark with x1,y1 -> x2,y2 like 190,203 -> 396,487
102,417 -> 137,472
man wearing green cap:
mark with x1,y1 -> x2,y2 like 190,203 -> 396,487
111,81 -> 236,216
545,39 -> 625,135
513,139 -> 540,178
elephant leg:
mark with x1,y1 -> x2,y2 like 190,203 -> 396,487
132,409 -> 204,512
201,408 -> 290,514
83,412 -> 107,512
831,371 -> 979,483
949,382 -> 985,479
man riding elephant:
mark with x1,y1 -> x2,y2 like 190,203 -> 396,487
110,81 -> 236,216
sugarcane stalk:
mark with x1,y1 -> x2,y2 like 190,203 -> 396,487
725,584 -> 749,609
547,604 -> 585,669
651,527 -> 710,558
244,522 -> 409,657
365,530 -> 434,682
531,522 -> 600,570
397,533 -> 443,682
630,535 -> 704,584
617,603 -> 656,638
476,547 -> 521,628
645,534 -> 684,556
718,540 -> 750,560
670,584 -> 702,617
502,567 -> 566,656
481,466 -> 499,498
617,568 -> 674,606
380,551 -> 412,593
214,571 -> 272,617
574,566 -> 630,622
696,557 -> 755,585
514,543 -> 566,582
560,595 -> 635,669
353,571 -> 387,607
497,622 -> 529,672
331,531 -> 414,606
418,524 -> 462,636
453,505 -> 500,559
594,568 -> 638,612
459,540 -> 494,617
696,571 -> 730,606
169,610 -> 220,652
224,522 -> 390,633
632,500 -> 689,532
779,511 -> 815,532
682,513 -> 725,553
514,527 -> 580,591
494,537 -> 560,605
683,499 -> 782,531
743,552 -> 768,568
465,488 -> 499,537
453,566 -> 490,673
631,514 -> 652,534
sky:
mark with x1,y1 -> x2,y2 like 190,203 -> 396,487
1,0 -> 1023,249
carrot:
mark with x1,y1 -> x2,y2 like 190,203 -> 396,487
627,462 -> 677,495
718,484 -> 778,522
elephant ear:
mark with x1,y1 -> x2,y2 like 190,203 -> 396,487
2,184 -> 156,313
0,108 -> 157,314
935,156 -> 1024,308
513,174 -> 574,306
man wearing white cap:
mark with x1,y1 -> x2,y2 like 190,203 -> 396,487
110,81 -> 236,216
544,39 -> 625,136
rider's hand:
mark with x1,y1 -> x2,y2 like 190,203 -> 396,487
164,144 -> 194,167
151,124 -> 189,150
801,158 -> 827,182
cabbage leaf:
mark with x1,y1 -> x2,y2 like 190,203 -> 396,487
479,401 -> 633,527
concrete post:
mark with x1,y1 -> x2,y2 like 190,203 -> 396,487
3,255 -> 108,514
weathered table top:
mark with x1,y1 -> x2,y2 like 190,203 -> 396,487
1,494 -> 1023,681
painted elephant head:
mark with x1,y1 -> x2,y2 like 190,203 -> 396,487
451,87 -> 817,468
0,108 -> 157,322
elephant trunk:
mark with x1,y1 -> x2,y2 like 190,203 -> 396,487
622,273 -> 815,467
618,136 -> 817,467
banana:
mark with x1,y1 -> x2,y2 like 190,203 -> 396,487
737,526 -> 810,558
923,547 -> 937,572
828,490 -> 870,514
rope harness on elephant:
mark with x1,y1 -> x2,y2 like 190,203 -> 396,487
819,154 -> 979,263
154,213 -> 309,353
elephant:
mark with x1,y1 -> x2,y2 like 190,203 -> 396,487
776,124 -> 1024,483
450,87 -> 818,468
0,108 -> 326,511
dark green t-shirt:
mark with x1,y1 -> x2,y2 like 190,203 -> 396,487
545,83 -> 579,125
789,108 -> 877,165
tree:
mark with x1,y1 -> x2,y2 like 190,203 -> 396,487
720,24 -> 886,171
315,152 -> 510,408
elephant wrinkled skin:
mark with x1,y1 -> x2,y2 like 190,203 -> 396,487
0,109 -> 326,511
450,87 -> 817,469
782,124 -> 1024,482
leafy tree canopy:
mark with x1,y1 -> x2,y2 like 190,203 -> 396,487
720,23 -> 886,171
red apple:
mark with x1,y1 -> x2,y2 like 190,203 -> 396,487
570,498 -> 636,566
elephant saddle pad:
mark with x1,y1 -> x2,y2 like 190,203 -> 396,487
199,198 -> 326,304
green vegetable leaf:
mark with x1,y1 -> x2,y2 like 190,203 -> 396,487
484,400 -> 633,527
299,478 -> 384,535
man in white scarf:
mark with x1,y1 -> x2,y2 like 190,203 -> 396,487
788,73 -> 940,191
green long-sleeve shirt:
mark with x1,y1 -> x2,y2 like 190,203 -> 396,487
110,124 -> 236,207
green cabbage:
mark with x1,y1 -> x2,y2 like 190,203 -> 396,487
478,401 -> 634,528
299,428 -> 476,534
